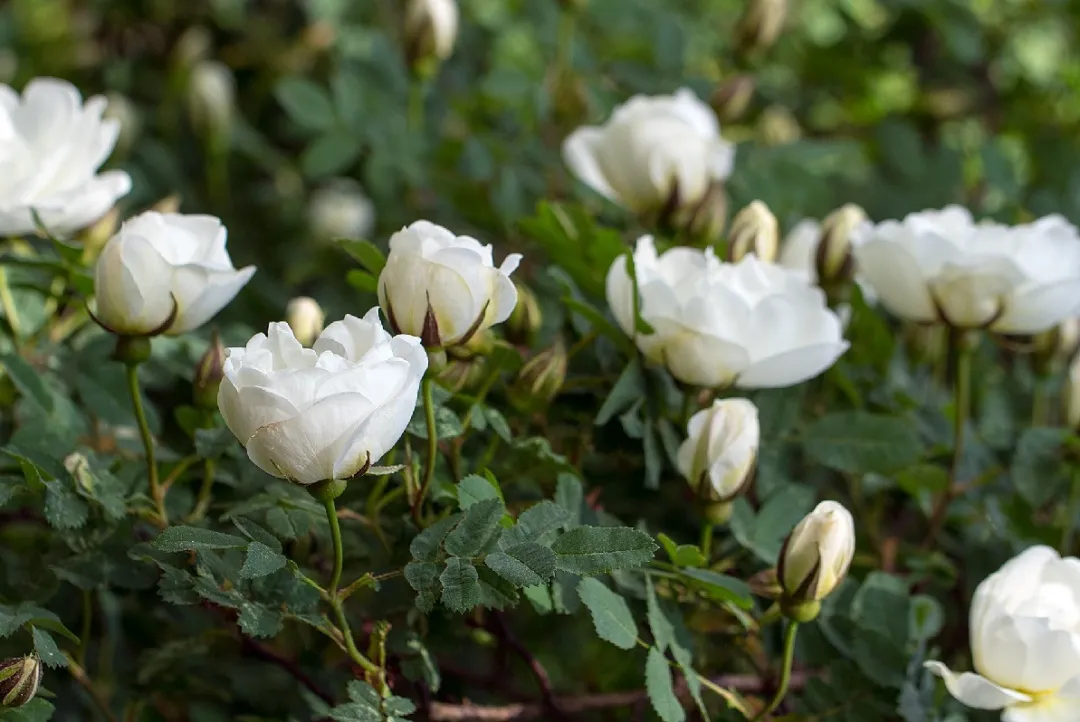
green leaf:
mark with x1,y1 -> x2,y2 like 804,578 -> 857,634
440,558 -> 481,613
910,594 -> 945,643
240,542 -> 287,579
237,602 -> 284,638
1013,427 -> 1071,506
646,647 -> 685,722
404,562 -> 440,614
555,473 -> 583,527
31,627 -> 65,668
802,412 -> 923,474
408,405 -> 464,440
730,486 -> 816,563
577,577 -> 637,650
44,481 -> 89,530
656,534 -> 706,568
153,526 -> 247,553
596,359 -> 645,426
275,76 -> 337,131
302,132 -> 363,178
409,513 -> 461,562
456,475 -> 501,509
510,501 -> 571,544
0,698 -> 54,721
339,239 -> 386,275
332,679 -> 415,721
444,499 -> 504,557
485,543 -> 557,587
194,427 -> 235,459
851,572 -> 910,648
551,526 -> 657,575
676,569 -> 753,609
643,422 -> 662,490
346,269 -> 378,294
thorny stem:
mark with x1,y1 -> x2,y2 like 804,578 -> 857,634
752,621 -> 800,721
321,496 -> 380,680
412,376 -> 438,526
126,363 -> 166,524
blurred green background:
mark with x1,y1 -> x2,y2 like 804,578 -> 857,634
7,0 -> 1080,325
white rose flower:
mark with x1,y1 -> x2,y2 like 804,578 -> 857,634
676,398 -> 759,501
308,179 -> 375,240
0,77 -> 132,236
854,206 -> 1080,334
778,501 -> 855,603
606,236 -> 848,388
218,309 -> 427,484
285,297 -> 325,347
779,217 -> 876,318
405,0 -> 460,63
926,546 -> 1080,721
378,220 -> 521,347
93,212 -> 255,336
563,88 -> 735,216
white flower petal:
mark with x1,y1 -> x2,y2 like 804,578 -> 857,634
924,662 -> 1031,710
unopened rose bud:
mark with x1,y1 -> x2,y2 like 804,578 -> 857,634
173,27 -> 212,70
505,282 -> 542,347
1033,317 -> 1080,375
736,0 -> 788,55
759,105 -> 801,146
748,568 -> 782,600
308,179 -> 375,241
286,297 -> 325,348
547,66 -> 589,129
437,357 -> 487,393
152,195 -> 182,214
194,332 -> 227,410
187,60 -> 235,138
64,452 -> 95,494
681,182 -> 728,245
778,501 -> 855,618
712,75 -> 756,123
727,201 -> 778,263
80,206 -> 121,259
677,399 -> 759,503
509,341 -> 568,412
404,0 -> 459,78
0,656 -> 43,708
815,204 -> 867,286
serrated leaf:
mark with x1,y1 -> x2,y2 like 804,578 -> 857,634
0,698 -> 54,721
578,577 -> 637,650
31,627 -> 65,668
555,473 -> 583,527
515,501 -> 571,542
646,576 -> 675,653
404,561 -> 440,593
456,475 -> 501,509
477,566 -> 519,609
409,513 -> 461,562
485,543 -> 557,587
154,526 -> 247,553
231,517 -> 282,553
237,603 -> 284,638
677,568 -> 753,609
444,499 -> 503,557
646,647 -> 685,722
440,558 -> 481,613
551,526 -> 657,574
240,541 -> 287,579
44,481 -> 88,530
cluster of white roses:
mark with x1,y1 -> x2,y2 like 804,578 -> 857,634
8,48 -> 1080,720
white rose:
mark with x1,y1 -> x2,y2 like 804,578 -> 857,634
0,78 -> 132,236
676,399 -> 759,501
778,501 -> 855,603
218,309 -> 427,484
378,221 -> 521,347
854,206 -> 1080,334
563,88 -> 735,215
926,546 -> 1080,720
92,212 -> 255,336
778,217 -> 876,312
308,179 -> 375,240
285,297 -> 325,347
405,0 -> 460,63
606,236 -> 848,389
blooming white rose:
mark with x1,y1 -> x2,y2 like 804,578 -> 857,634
0,77 -> 132,236
606,236 -> 848,388
563,88 -> 735,215
218,309 -> 427,484
378,221 -> 521,347
308,179 -> 375,240
676,399 -> 759,501
926,546 -> 1080,721
778,501 -> 855,603
405,0 -> 459,63
93,212 -> 255,336
854,206 -> 1080,334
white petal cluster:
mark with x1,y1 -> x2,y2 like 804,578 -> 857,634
676,399 -> 759,501
854,206 -> 1080,334
606,237 -> 848,388
0,78 -> 131,236
926,546 -> 1080,721
218,309 -> 427,485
